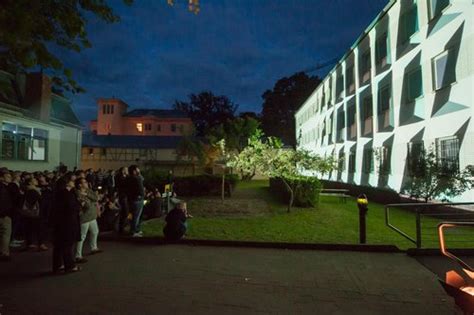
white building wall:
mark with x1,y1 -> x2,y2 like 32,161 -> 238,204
296,0 -> 474,202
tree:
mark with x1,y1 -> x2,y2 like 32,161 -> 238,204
261,72 -> 321,147
228,130 -> 335,212
174,91 -> 238,137
402,147 -> 474,202
0,0 -> 134,93
175,135 -> 205,175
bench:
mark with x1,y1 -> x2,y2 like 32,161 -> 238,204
319,189 -> 350,203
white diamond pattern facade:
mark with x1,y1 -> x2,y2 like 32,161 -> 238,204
295,0 -> 474,202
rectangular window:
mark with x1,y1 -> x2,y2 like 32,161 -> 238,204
110,105 -> 114,114
436,136 -> 459,173
338,151 -> 345,172
378,84 -> 391,112
432,49 -> 456,90
157,124 -> 161,132
429,0 -> 450,20
407,141 -> 425,176
348,151 -> 356,173
1,124 -> 47,161
406,66 -> 423,101
102,105 -> 106,115
401,4 -> 419,43
136,123 -> 143,132
144,123 -> 151,131
376,32 -> 389,66
363,149 -> 374,173
362,96 -> 373,120
361,50 -> 371,83
171,124 -> 177,132
379,146 -> 391,174
336,75 -> 344,100
346,66 -> 355,94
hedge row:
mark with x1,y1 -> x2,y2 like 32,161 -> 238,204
269,177 -> 322,207
143,170 -> 239,197
320,180 -> 400,204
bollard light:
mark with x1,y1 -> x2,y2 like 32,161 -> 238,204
357,194 -> 368,244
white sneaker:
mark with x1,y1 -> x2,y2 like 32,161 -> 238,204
132,232 -> 143,238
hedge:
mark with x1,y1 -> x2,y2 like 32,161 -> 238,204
320,180 -> 400,204
142,170 -> 239,197
269,177 -> 322,208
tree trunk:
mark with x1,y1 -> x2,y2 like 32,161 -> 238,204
281,178 -> 293,213
221,171 -> 225,203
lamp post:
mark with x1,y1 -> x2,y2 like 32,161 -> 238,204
356,194 -> 369,244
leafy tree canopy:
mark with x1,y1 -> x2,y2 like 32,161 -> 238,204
0,0 -> 134,93
174,91 -> 238,137
261,72 -> 321,147
207,116 -> 260,153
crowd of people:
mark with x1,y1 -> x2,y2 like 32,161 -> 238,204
0,165 -> 192,274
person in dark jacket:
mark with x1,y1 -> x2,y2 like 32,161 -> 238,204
8,172 -> 23,247
126,165 -> 144,237
22,177 -> 47,251
163,202 -> 192,241
51,175 -> 81,273
115,167 -> 129,234
0,170 -> 13,261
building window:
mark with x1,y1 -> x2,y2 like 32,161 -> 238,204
348,151 -> 356,173
400,4 -> 419,44
338,151 -> 345,172
376,32 -> 389,67
179,125 -> 184,133
378,84 -> 392,130
432,49 -> 456,91
407,141 -> 425,176
363,149 -> 374,173
436,136 -> 459,173
347,104 -> 357,139
361,50 -> 371,83
100,148 -> 106,157
88,148 -> 94,155
157,124 -> 161,132
429,0 -> 450,20
378,146 -> 391,174
346,65 -> 355,94
102,104 -> 107,115
1,123 -> 48,161
406,66 -> 423,102
110,105 -> 114,114
136,123 -> 143,132
145,123 -> 152,131
362,95 -> 373,135
171,124 -> 177,132
336,74 -> 344,101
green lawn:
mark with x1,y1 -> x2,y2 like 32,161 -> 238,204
142,180 -> 474,250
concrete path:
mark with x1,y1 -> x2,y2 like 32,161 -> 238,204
0,243 -> 461,314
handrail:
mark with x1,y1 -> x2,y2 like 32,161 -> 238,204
438,222 -> 474,273
385,202 -> 474,248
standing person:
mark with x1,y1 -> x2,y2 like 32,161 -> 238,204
104,170 -> 115,194
85,169 -> 96,190
8,172 -> 23,247
0,170 -> 13,261
21,177 -> 47,251
51,175 -> 81,273
115,167 -> 129,234
75,178 -> 102,263
126,165 -> 144,237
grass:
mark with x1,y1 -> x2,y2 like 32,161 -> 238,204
142,180 -> 474,250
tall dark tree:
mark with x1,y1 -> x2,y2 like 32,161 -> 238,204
174,91 -> 238,137
0,0 -> 133,93
261,72 -> 321,147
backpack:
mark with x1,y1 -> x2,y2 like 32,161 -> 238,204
20,200 -> 40,218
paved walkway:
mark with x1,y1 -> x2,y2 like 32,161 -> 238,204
0,243 -> 461,314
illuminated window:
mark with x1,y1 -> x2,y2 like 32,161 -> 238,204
136,123 -> 143,132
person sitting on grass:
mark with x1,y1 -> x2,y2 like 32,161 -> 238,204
163,202 -> 192,241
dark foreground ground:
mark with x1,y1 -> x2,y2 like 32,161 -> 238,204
0,242 -> 465,314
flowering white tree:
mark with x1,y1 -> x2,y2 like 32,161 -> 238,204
228,130 -> 336,212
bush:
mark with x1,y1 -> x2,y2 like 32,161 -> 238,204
270,177 -> 322,207
142,171 -> 239,197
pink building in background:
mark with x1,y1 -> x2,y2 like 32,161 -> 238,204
90,98 -> 193,136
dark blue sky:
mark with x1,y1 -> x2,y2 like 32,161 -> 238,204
60,0 -> 388,124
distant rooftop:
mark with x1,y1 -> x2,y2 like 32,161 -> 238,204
123,109 -> 189,119
82,134 -> 185,149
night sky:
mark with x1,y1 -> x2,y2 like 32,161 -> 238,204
58,0 -> 388,124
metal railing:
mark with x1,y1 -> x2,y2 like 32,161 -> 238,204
385,202 -> 474,248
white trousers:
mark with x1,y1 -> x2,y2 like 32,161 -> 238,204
75,219 -> 99,258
